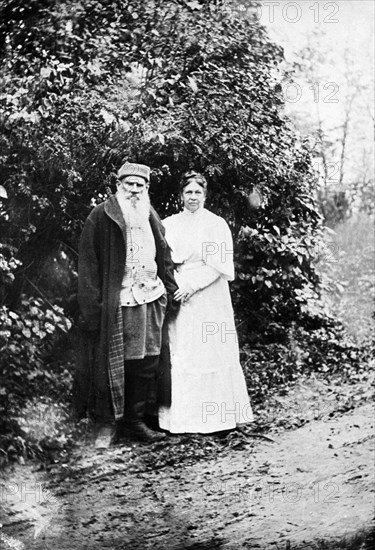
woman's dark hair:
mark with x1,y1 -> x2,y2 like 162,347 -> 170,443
180,171 -> 208,192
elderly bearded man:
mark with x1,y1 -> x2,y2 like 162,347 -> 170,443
78,162 -> 179,448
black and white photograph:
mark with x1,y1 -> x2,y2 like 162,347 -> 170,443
0,1 -> 374,549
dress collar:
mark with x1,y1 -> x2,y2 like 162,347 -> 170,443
181,207 -> 205,218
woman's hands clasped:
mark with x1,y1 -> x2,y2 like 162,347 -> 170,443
173,283 -> 195,304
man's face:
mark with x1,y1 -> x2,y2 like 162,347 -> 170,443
118,176 -> 148,200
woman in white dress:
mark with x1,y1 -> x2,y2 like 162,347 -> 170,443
159,172 -> 253,434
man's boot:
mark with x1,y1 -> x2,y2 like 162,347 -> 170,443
124,359 -> 166,443
125,419 -> 166,442
94,421 -> 116,449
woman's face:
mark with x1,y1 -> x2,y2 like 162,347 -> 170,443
181,180 -> 206,213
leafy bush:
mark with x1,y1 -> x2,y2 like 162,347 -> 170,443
0,0 -> 371,461
0,0 -> 323,328
0,296 -> 72,411
241,317 -> 369,406
0,244 -> 72,455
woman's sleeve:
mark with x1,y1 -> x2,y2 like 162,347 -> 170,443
188,265 -> 220,293
186,217 -> 235,292
203,218 -> 235,281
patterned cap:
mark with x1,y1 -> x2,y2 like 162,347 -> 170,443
118,162 -> 150,182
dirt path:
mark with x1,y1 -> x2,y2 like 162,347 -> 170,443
1,399 -> 374,550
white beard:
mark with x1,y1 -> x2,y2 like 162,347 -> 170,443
116,188 -> 151,225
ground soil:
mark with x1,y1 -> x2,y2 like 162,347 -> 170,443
1,387 -> 374,550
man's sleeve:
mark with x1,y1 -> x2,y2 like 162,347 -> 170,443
163,242 -> 180,314
77,214 -> 102,331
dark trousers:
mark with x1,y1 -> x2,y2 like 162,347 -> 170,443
123,356 -> 159,423
76,332 -> 160,424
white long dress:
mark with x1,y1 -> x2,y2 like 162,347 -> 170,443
158,207 -> 253,433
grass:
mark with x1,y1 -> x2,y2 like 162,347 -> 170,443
320,212 -> 375,345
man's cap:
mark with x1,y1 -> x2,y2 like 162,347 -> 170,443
118,162 -> 150,182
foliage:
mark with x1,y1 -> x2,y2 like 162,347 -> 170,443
232,216 -> 326,340
0,0 -> 327,329
0,0 -> 371,459
0,242 -> 72,455
241,317 -> 368,406
0,294 -> 71,405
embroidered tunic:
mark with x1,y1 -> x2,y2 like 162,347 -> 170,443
117,200 -> 165,306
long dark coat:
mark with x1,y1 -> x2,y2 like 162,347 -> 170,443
75,196 -> 178,420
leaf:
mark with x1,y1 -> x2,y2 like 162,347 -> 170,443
40,67 -> 53,79
100,108 -> 115,125
186,1 -> 202,9
187,76 -> 199,93
44,322 -> 55,334
120,120 -> 131,132
264,233 -> 273,243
